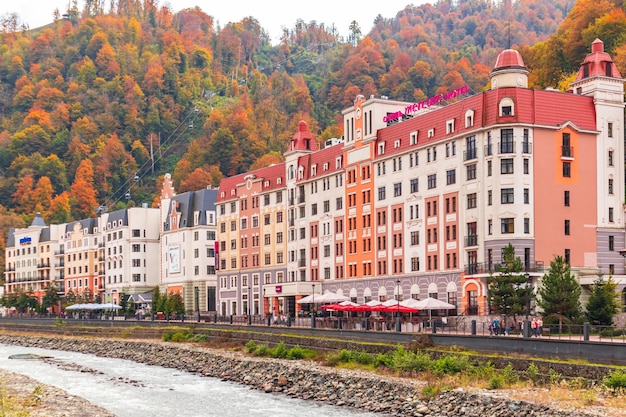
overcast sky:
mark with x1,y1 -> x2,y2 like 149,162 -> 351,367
7,0 -> 426,44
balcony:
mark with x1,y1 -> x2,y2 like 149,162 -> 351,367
484,144 -> 492,156
498,141 -> 515,154
522,142 -> 532,154
561,146 -> 574,158
463,148 -> 478,161
464,235 -> 478,247
298,195 -> 305,204
465,261 -> 544,276
298,259 -> 307,267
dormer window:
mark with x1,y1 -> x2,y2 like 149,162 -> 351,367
446,119 -> 455,134
323,163 -> 329,171
428,129 -> 435,138
394,139 -> 401,148
499,98 -> 514,117
311,165 -> 317,176
378,143 -> 385,155
336,156 -> 342,169
410,131 -> 418,145
465,110 -> 474,127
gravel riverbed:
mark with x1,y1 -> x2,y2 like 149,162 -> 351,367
0,335 -> 618,417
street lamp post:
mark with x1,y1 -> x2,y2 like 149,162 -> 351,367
247,286 -> 252,325
195,287 -> 200,322
396,279 -> 401,333
311,283 -> 316,329
524,272 -> 531,338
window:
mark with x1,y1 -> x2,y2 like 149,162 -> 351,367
394,182 -> 402,197
564,249 -> 570,264
609,207 -> 614,222
564,220 -> 570,235
609,178 -> 614,195
524,188 -> 529,204
336,197 -> 343,210
488,190 -> 492,206
501,105 -> 512,116
522,129 -> 530,153
276,212 -> 283,223
608,150 -> 614,166
427,174 -> 437,189
446,169 -> 456,185
609,235 -> 615,251
466,164 -> 476,180
500,128 -> 514,153
410,178 -> 419,193
501,159 -> 514,174
467,193 -> 477,209
524,218 -> 530,234
501,188 -> 514,204
562,161 -> 571,177
561,133 -> 572,157
411,231 -> 419,245
501,218 -> 514,234
564,191 -> 570,206
411,257 -> 420,271
608,122 -> 613,138
323,200 -> 330,212
488,219 -> 493,235
487,161 -> 492,176
523,158 -> 529,174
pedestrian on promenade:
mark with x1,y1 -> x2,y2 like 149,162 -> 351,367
531,317 -> 538,337
537,316 -> 543,337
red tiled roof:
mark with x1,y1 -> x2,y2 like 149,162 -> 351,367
377,87 -> 597,158
574,38 -> 622,81
216,162 -> 285,203
493,49 -> 525,69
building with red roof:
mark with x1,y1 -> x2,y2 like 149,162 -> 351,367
214,40 -> 625,320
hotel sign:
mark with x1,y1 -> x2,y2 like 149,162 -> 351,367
19,237 -> 32,246
383,85 -> 470,123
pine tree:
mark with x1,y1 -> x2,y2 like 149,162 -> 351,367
488,243 -> 529,323
537,255 -> 581,332
586,275 -> 619,326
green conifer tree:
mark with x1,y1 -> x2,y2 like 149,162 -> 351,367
585,275 -> 619,326
537,255 -> 581,332
488,243 -> 529,324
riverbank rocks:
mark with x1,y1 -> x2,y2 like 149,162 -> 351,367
0,335 -> 601,417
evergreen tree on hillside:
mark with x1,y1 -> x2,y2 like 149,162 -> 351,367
537,255 -> 581,332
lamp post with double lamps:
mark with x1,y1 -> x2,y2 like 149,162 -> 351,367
396,279 -> 401,333
247,286 -> 252,325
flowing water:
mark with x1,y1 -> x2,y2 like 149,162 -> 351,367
0,343 -> 380,417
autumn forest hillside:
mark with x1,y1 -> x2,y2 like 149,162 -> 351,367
0,0 -> 620,238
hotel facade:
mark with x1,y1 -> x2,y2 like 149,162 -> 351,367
216,39 -> 626,317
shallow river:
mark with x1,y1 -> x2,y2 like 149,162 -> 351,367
0,343 -> 380,417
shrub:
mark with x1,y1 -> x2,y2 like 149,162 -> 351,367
245,340 -> 258,353
190,333 -> 208,342
548,369 -> 562,385
170,331 -> 191,342
393,349 -> 431,373
489,375 -> 504,389
501,363 -> 519,385
525,362 -> 540,385
603,370 -> 626,395
271,341 -> 289,359
286,345 -> 305,360
431,355 -> 471,376
253,344 -> 270,356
